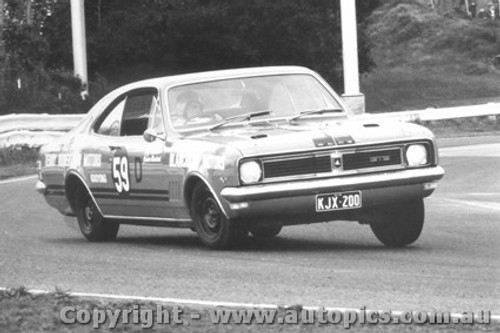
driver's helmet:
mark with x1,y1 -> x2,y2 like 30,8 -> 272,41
175,90 -> 204,120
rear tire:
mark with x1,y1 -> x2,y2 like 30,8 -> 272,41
250,225 -> 282,238
369,200 -> 424,247
75,186 -> 119,242
191,183 -> 247,249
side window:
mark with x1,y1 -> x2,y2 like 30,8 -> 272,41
95,98 -> 126,136
148,96 -> 165,136
121,91 -> 158,136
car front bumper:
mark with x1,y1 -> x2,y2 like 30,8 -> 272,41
220,166 -> 445,222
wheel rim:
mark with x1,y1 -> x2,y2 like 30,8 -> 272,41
199,196 -> 222,238
81,198 -> 96,231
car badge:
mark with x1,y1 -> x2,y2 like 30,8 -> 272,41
331,153 -> 343,170
370,155 -> 391,163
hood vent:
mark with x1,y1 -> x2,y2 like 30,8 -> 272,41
251,134 -> 268,139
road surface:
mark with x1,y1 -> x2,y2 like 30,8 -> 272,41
0,140 -> 498,313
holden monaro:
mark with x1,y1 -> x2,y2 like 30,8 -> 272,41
36,66 -> 445,249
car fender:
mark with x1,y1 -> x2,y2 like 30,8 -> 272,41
184,171 -> 230,219
64,169 -> 104,217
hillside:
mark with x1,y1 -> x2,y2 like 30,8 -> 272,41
362,1 -> 500,112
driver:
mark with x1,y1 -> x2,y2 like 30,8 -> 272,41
171,91 -> 221,127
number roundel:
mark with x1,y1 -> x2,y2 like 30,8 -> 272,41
112,155 -> 130,194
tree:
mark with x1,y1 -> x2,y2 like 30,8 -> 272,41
2,0 -> 383,114
0,0 -> 91,114
0,0 -> 4,57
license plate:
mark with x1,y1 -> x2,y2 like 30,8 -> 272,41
316,191 -> 362,212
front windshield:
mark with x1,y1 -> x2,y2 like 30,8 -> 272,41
167,74 -> 343,131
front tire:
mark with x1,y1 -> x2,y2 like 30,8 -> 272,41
369,200 -> 424,247
75,186 -> 119,242
191,183 -> 247,249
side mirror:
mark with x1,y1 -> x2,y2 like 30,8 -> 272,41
143,128 -> 165,143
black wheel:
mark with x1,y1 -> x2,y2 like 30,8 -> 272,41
369,200 -> 424,247
249,224 -> 282,238
75,186 -> 119,242
191,183 -> 247,249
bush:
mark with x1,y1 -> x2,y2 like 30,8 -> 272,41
0,68 -> 103,115
0,146 -> 39,167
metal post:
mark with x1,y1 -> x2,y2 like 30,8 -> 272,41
0,0 -> 4,57
26,0 -> 32,25
340,0 -> 364,114
70,0 -> 88,97
0,0 -> 4,90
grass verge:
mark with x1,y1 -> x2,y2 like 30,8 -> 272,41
417,115 -> 500,138
362,68 -> 500,113
362,2 -> 500,113
0,146 -> 39,180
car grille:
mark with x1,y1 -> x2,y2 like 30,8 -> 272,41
342,148 -> 402,171
261,147 -> 403,180
263,155 -> 332,178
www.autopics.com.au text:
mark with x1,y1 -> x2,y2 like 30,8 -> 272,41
60,305 -> 492,329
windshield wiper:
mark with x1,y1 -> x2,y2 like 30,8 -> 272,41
289,108 -> 343,122
209,110 -> 272,131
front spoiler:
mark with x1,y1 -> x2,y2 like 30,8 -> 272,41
220,166 -> 445,202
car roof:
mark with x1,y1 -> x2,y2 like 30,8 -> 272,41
119,66 -> 317,90
83,66 -> 323,121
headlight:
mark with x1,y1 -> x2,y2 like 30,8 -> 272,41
406,144 -> 428,166
239,160 -> 262,184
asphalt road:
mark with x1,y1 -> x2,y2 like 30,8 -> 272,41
0,140 -> 499,314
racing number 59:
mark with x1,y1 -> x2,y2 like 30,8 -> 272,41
112,156 -> 130,193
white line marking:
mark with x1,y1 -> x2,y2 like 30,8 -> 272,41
0,174 -> 37,185
467,193 -> 500,197
439,143 -> 500,157
1,287 -> 278,309
443,198 -> 500,211
1,287 -> 498,321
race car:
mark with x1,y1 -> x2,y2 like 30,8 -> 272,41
36,66 -> 445,249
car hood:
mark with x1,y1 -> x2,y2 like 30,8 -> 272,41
187,118 -> 434,157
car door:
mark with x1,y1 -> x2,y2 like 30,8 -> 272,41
85,88 -> 171,218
